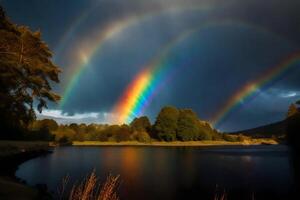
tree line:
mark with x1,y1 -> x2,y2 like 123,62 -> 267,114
27,106 -> 249,143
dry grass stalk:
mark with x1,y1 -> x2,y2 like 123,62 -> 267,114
62,171 -> 119,200
97,174 -> 120,200
214,186 -> 227,200
214,191 -> 227,200
57,175 -> 70,200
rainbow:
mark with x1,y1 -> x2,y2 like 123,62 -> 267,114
59,6 -> 213,108
111,26 -> 206,124
57,7 -> 295,125
111,60 -> 177,124
212,52 -> 300,128
110,21 -> 292,124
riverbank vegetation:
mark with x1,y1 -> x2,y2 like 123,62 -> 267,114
58,172 -> 120,200
27,106 -> 265,145
20,105 -> 284,146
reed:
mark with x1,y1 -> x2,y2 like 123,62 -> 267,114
58,171 -> 120,200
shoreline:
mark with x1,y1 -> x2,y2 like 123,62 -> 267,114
0,141 -> 52,199
72,139 -> 279,147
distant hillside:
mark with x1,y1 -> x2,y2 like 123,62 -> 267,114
230,120 -> 287,138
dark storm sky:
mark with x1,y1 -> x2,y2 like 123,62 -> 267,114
2,0 -> 300,131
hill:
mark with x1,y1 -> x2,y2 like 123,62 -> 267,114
230,120 -> 287,138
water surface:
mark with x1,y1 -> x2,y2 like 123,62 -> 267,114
16,145 -> 294,200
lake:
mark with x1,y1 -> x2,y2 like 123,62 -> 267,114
16,145 -> 295,200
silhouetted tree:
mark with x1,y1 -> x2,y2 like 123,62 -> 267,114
286,102 -> 300,151
286,101 -> 300,195
287,103 -> 298,118
30,119 -> 58,131
0,6 -> 61,139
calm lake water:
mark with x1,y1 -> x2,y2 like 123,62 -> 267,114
16,145 -> 295,200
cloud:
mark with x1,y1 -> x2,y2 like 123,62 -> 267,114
259,87 -> 300,99
36,109 -> 116,124
279,91 -> 298,98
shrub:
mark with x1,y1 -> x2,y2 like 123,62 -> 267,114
131,131 -> 151,143
223,134 -> 239,142
197,129 -> 213,140
58,136 -> 72,145
26,127 -> 55,141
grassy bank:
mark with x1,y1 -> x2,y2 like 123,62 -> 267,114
0,141 -> 51,200
73,139 -> 278,147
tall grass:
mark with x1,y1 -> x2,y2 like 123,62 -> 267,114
58,172 -> 256,200
214,187 -> 227,200
58,171 -> 120,200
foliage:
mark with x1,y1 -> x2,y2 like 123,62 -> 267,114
197,121 -> 216,140
131,131 -> 151,143
58,135 -> 71,145
222,134 -> 240,142
29,106 -> 226,143
287,103 -> 299,118
286,112 -> 300,151
153,106 -> 179,141
29,119 -> 58,131
114,125 -> 132,142
53,125 -> 76,141
0,7 -> 60,139
26,127 -> 55,141
130,116 -> 151,132
177,109 -> 200,141
153,106 -> 221,141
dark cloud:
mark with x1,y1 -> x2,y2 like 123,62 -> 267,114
2,0 -> 300,130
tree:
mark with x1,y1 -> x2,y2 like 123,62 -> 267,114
130,116 -> 151,132
287,112 -> 300,150
287,100 -> 300,152
197,120 -> 214,140
69,123 -> 79,133
0,7 -> 61,138
115,124 -> 132,142
152,106 -> 179,141
131,131 -> 151,143
30,119 -> 58,131
287,103 -> 299,118
176,109 -> 200,141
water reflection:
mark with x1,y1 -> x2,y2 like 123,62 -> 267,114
16,146 -> 293,200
